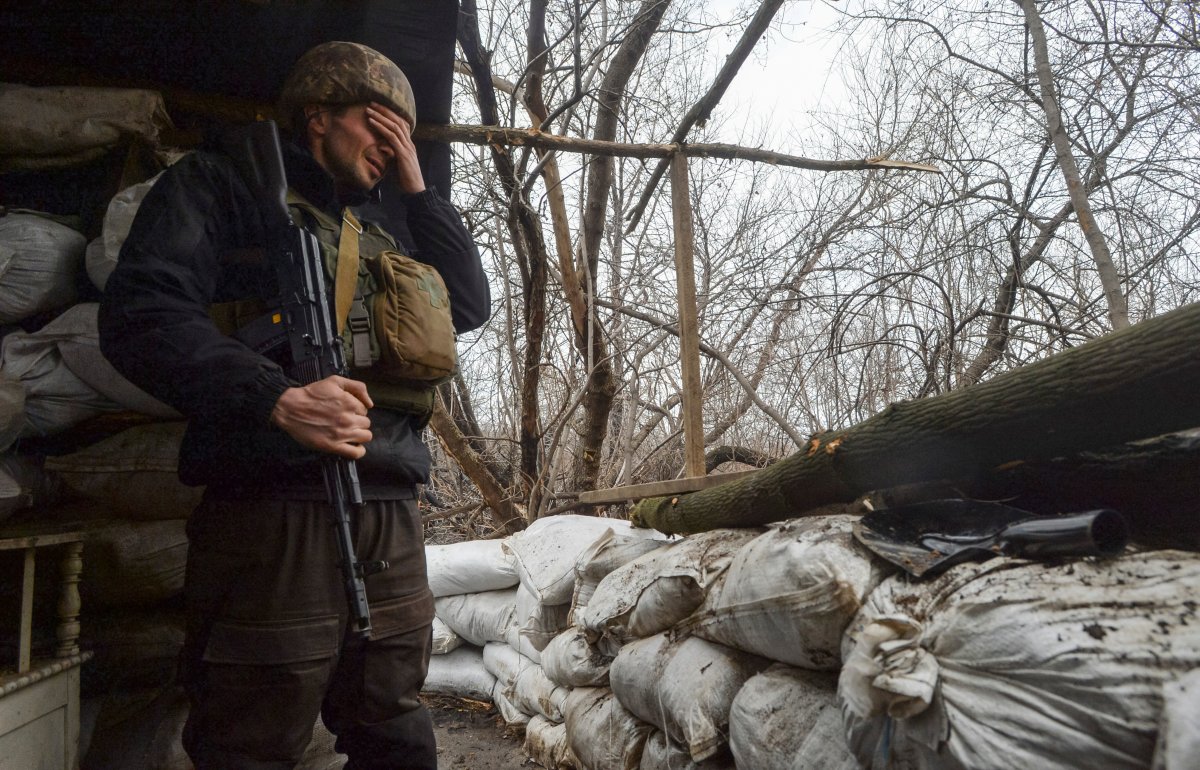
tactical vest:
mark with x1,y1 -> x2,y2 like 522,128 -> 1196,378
211,190 -> 446,418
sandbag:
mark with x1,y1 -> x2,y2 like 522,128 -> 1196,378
541,626 -> 613,688
563,688 -> 652,770
507,514 -> 668,605
840,551 -> 1200,770
83,608 -> 185,692
84,519 -> 188,609
1153,669 -> 1200,770
579,529 -> 756,656
81,686 -> 189,770
425,538 -> 519,597
431,616 -> 463,655
729,664 -> 857,770
0,84 -> 171,170
609,632 -> 770,762
53,304 -> 179,418
0,211 -> 84,323
524,715 -> 577,770
515,583 -> 571,652
423,645 -> 496,702
0,370 -> 24,452
505,618 -> 544,664
434,588 -> 516,647
570,527 -> 670,623
688,514 -> 890,669
509,659 -> 569,723
639,731 -> 735,770
482,641 -> 529,692
85,173 -> 163,292
493,682 -> 531,727
44,421 -> 201,520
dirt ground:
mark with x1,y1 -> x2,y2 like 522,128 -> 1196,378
426,693 -> 532,769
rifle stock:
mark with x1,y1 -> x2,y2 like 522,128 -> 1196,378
223,120 -> 381,638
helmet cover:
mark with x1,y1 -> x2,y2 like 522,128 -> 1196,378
279,41 -> 416,131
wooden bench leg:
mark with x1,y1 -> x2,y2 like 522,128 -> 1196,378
54,541 -> 82,659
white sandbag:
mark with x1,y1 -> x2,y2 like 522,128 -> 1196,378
729,664 -> 857,770
609,632 -> 770,762
0,84 -> 170,170
1153,669 -> 1200,770
52,304 -> 179,418
423,645 -> 496,702
840,551 -> 1200,770
425,538 -> 519,597
86,173 -> 162,292
0,211 -> 84,323
509,659 -> 570,723
43,421 -> 201,520
563,688 -> 652,770
493,682 -> 531,727
434,588 -> 516,647
525,715 -> 577,770
516,583 -> 571,652
0,452 -> 57,522
570,528 -> 670,623
505,619 -> 543,664
482,641 -> 530,691
0,464 -> 21,524
639,731 -> 735,770
579,529 -> 757,656
507,514 -> 668,605
431,616 -> 463,655
541,626 -> 613,688
0,370 -> 24,452
688,515 -> 890,669
84,519 -> 188,609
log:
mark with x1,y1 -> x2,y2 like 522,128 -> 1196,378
630,301 -> 1200,534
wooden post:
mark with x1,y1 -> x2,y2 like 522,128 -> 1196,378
55,541 -> 83,659
670,152 -> 706,478
18,548 -> 34,674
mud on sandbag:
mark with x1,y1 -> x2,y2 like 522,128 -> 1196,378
562,687 -> 653,770
839,550 -> 1200,770
524,715 -> 576,770
686,514 -> 892,670
540,625 -> 612,689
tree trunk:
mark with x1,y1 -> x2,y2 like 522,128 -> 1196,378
1017,0 -> 1130,330
631,301 -> 1200,534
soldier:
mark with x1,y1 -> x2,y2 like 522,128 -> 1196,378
99,41 -> 490,769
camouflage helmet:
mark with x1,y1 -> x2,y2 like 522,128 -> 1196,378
279,41 -> 416,134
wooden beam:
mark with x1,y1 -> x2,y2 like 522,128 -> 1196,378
577,469 -> 760,505
671,153 -> 706,479
19,548 -> 34,674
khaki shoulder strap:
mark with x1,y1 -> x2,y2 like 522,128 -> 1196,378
284,189 -> 361,337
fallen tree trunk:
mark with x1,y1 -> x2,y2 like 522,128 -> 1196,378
630,301 -> 1200,534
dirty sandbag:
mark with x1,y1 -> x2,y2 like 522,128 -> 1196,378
44,422 -> 201,521
493,681 -> 531,727
508,658 -> 570,723
570,527 -> 671,623
505,616 -> 544,663
729,664 -> 857,770
515,583 -> 571,652
579,529 -> 757,656
85,173 -> 165,292
0,84 -> 171,170
0,211 -> 85,324
688,515 -> 892,670
1152,669 -> 1200,770
0,453 -> 58,522
435,588 -> 516,647
506,514 -> 670,606
423,645 -> 496,702
609,632 -> 770,762
541,625 -> 613,689
426,538 -> 519,598
640,731 -> 735,770
84,519 -> 189,609
525,715 -> 578,770
563,687 -> 653,770
83,608 -> 186,692
54,304 -> 180,419
431,616 -> 463,655
840,551 -> 1200,770
482,641 -> 531,692
0,371 -> 24,452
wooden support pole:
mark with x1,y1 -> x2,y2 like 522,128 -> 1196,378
671,152 -> 706,479
19,548 -> 34,674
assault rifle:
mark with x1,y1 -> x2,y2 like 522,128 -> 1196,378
222,120 -> 385,638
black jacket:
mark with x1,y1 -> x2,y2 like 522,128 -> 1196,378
99,138 -> 489,495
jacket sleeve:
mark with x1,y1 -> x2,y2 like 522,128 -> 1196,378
399,187 -> 491,334
98,153 -> 294,426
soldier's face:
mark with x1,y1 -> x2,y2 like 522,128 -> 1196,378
307,105 -> 393,193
